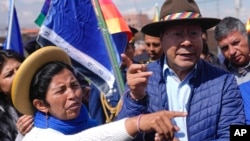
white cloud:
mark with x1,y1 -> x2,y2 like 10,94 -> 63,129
0,1 -> 8,12
21,11 -> 34,17
19,0 -> 44,4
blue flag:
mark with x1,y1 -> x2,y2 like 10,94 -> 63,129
3,1 -> 24,56
37,0 -> 128,94
34,0 -> 51,26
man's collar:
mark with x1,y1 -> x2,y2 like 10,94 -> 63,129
228,61 -> 250,76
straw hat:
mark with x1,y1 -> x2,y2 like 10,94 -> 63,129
11,46 -> 71,115
141,0 -> 221,37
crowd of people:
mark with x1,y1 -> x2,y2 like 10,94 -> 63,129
0,0 -> 249,140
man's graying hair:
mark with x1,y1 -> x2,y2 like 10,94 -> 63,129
214,16 -> 248,42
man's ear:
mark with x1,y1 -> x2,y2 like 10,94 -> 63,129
33,99 -> 49,113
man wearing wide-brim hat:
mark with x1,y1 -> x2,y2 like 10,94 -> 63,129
117,0 -> 245,140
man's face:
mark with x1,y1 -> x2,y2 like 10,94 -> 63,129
217,30 -> 250,67
144,35 -> 163,61
161,22 -> 203,74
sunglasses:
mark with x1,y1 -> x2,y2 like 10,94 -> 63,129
145,42 -> 161,47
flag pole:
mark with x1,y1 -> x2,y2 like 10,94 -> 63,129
91,0 -> 124,96
6,0 -> 15,50
153,3 -> 160,22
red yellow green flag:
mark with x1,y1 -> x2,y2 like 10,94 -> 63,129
98,0 -> 132,41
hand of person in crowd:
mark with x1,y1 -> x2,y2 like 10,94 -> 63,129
126,110 -> 187,141
120,53 -> 133,70
126,62 -> 152,99
140,110 -> 187,140
16,115 -> 34,135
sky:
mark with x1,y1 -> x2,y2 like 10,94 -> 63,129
0,0 -> 250,35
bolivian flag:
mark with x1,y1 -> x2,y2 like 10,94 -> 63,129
98,0 -> 132,41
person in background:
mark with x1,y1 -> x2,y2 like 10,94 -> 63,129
121,26 -> 139,81
200,39 -> 226,69
23,37 -> 41,55
117,0 -> 245,140
133,40 -> 147,57
133,34 -> 163,64
214,16 -> 250,124
144,34 -> 163,63
125,26 -> 139,61
0,48 -> 31,141
200,39 -> 211,61
201,30 -> 225,68
12,46 -> 186,141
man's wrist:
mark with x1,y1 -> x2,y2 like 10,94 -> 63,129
129,92 -> 147,102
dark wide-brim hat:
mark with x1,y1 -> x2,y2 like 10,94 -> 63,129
11,46 -> 72,115
129,26 -> 139,36
142,0 -> 221,37
129,26 -> 139,43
